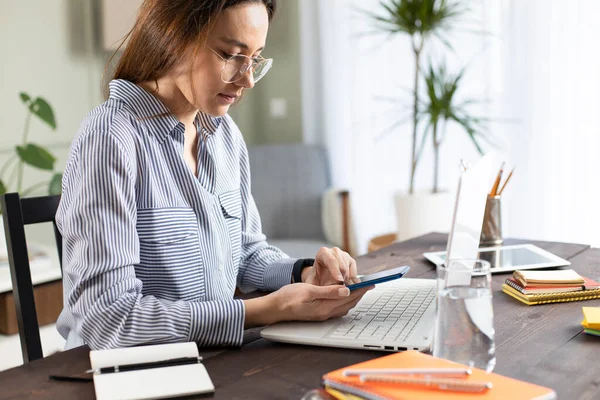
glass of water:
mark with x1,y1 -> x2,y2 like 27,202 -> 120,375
433,259 -> 496,372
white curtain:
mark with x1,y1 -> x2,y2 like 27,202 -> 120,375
487,0 -> 600,246
300,0 -> 600,253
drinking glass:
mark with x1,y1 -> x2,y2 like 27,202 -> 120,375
433,259 -> 496,372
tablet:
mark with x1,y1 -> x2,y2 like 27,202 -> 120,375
423,243 -> 571,274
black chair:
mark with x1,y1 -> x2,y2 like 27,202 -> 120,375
0,192 -> 62,363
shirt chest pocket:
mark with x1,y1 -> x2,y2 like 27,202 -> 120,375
218,189 -> 243,267
136,207 -> 205,301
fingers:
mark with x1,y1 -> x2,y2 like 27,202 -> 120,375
330,288 -> 370,318
306,282 -> 372,300
309,284 -> 350,300
316,247 -> 344,282
347,256 -> 359,284
331,247 -> 349,281
316,247 -> 354,283
298,284 -> 372,321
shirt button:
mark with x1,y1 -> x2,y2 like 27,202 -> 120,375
219,264 -> 224,271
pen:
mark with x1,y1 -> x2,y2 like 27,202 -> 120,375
49,373 -> 93,382
343,368 -> 472,377
360,375 -> 493,393
85,356 -> 202,374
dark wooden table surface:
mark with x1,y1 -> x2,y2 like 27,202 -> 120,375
2,233 -> 598,399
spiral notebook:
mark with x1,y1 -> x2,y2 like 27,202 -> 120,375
502,284 -> 600,306
505,276 -> 600,295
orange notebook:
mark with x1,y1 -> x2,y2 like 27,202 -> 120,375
322,351 -> 556,400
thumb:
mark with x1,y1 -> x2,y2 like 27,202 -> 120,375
310,284 -> 350,300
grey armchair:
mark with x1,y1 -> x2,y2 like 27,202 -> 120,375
248,143 -> 353,258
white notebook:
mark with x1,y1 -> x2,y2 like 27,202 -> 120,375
89,342 -> 214,400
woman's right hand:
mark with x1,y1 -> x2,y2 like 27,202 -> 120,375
273,283 -> 372,322
244,283 -> 372,327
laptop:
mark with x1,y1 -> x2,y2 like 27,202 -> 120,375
260,154 -> 497,352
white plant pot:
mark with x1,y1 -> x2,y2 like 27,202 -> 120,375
394,190 -> 454,242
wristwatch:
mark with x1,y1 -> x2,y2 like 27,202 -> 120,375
292,258 -> 315,283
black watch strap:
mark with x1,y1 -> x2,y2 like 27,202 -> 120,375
292,258 -> 315,283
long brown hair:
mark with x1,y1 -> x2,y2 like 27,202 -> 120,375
104,0 -> 276,98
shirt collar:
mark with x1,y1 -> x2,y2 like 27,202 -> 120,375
108,79 -> 223,141
109,79 -> 179,142
196,109 -> 223,135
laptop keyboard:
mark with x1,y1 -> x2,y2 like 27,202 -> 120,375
327,279 -> 436,343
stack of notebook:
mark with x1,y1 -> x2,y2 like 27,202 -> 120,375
581,307 -> 600,336
502,269 -> 600,305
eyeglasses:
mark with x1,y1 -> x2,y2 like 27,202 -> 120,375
208,47 -> 273,84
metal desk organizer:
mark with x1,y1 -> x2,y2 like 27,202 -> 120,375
480,195 -> 503,246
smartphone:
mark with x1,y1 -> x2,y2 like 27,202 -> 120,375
346,265 -> 410,291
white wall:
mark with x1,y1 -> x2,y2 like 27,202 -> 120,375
229,0 -> 304,145
0,0 -> 106,245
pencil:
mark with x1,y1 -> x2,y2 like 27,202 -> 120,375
498,168 -> 514,196
343,368 -> 472,377
489,162 -> 505,196
360,375 -> 493,393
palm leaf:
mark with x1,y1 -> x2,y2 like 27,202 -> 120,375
375,114 -> 415,142
420,60 -> 497,155
360,0 -> 468,41
432,31 -> 454,51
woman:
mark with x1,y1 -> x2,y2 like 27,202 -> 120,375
56,0 -> 370,350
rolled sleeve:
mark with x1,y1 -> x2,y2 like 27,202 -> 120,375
188,299 -> 246,347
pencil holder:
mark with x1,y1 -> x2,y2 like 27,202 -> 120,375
480,195 -> 503,246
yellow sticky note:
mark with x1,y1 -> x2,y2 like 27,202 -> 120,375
582,307 -> 600,329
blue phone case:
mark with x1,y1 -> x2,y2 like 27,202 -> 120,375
346,265 -> 410,291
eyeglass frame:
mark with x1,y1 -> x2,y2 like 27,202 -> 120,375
208,46 -> 273,84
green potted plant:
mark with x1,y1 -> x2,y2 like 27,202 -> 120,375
419,61 -> 491,193
363,0 -> 469,193
0,93 -> 61,258
364,0 -> 490,240
0,93 -> 62,197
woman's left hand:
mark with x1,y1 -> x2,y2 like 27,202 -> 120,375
303,247 -> 360,286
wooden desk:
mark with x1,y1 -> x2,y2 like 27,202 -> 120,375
2,233 -> 598,399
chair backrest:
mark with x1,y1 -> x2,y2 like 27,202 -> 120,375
0,193 -> 62,363
248,144 -> 330,240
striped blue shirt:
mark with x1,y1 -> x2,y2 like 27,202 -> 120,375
56,79 -> 296,350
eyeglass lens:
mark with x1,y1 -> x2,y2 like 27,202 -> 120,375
221,55 -> 271,83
